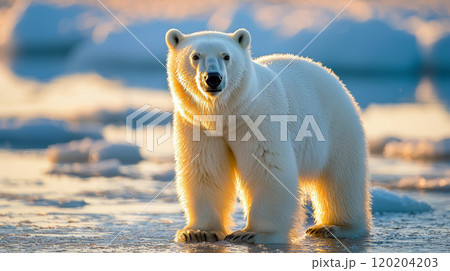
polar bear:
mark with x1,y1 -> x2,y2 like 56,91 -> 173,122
165,28 -> 371,244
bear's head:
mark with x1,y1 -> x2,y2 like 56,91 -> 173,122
165,29 -> 251,113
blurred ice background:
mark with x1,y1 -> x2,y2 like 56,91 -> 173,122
0,0 -> 449,252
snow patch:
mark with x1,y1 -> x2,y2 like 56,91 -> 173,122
371,187 -> 432,213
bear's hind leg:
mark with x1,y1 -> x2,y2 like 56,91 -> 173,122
306,158 -> 371,239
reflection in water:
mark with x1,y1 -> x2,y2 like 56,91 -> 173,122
180,243 -> 230,253
290,236 -> 368,253
415,77 -> 440,104
362,76 -> 450,141
175,236 -> 369,253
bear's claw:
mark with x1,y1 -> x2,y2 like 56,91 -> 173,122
306,225 -> 336,238
224,231 -> 256,243
175,229 -> 225,243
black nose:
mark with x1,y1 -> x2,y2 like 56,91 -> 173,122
205,73 -> 222,89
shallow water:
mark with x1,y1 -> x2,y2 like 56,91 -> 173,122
0,150 -> 448,253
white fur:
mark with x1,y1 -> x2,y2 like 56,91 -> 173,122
166,29 -> 371,244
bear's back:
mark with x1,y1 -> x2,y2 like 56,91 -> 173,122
253,53 -> 356,117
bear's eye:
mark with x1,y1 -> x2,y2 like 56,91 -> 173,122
223,54 -> 230,61
192,54 -> 200,61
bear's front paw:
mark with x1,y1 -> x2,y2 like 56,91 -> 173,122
224,230 -> 257,244
175,229 -> 226,243
306,225 -> 336,238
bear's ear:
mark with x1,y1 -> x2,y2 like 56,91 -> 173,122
231,28 -> 251,49
166,29 -> 185,50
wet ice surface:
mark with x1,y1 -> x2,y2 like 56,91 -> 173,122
0,150 -> 449,253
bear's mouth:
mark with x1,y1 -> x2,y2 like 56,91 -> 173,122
205,88 -> 222,94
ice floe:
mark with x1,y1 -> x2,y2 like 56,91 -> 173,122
47,138 -> 143,165
29,198 -> 87,208
369,137 -> 450,160
383,138 -> 450,160
368,137 -> 401,155
371,186 -> 432,213
47,138 -> 144,178
377,177 -> 450,192
0,118 -> 102,148
48,159 -> 122,178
